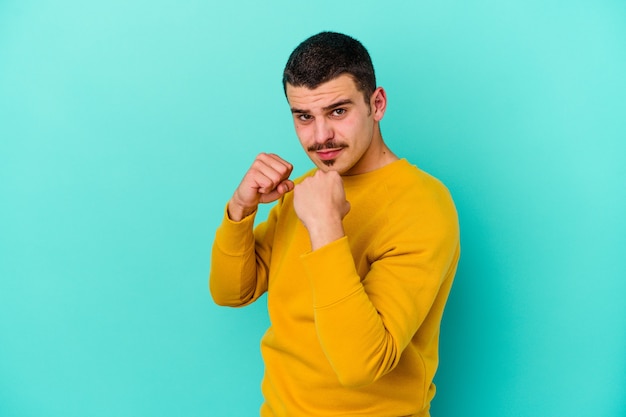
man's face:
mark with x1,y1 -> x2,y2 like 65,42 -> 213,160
286,74 -> 385,175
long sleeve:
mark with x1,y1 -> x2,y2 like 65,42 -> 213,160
212,159 -> 461,417
209,203 -> 278,307
300,171 -> 460,388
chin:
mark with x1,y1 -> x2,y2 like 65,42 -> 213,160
316,159 -> 337,170
322,164 -> 353,176
311,156 -> 353,174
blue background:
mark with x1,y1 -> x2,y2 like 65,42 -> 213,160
1,1 -> 624,416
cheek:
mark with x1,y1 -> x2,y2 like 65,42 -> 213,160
345,113 -> 369,133
295,126 -> 311,147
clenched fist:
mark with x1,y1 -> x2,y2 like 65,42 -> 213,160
228,153 -> 294,221
293,170 -> 351,250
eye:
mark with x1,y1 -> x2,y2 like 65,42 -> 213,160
331,108 -> 347,117
297,114 -> 312,122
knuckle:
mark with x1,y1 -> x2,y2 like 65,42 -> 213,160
277,165 -> 290,176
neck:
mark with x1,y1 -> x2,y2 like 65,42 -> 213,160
345,131 -> 399,176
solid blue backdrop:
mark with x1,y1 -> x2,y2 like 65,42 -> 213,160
1,1 -> 624,416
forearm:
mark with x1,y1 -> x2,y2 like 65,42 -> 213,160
301,230 -> 458,388
301,237 -> 401,387
305,217 -> 346,251
314,287 -> 398,387
209,206 -> 267,306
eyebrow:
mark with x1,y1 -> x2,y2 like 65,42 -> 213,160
290,99 -> 354,114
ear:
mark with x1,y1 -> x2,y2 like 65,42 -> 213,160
370,87 -> 387,122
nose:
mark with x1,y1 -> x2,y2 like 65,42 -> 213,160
313,118 -> 333,144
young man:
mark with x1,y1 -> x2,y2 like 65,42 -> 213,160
210,32 -> 460,417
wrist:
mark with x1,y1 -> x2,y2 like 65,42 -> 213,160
227,198 -> 257,222
305,217 -> 345,251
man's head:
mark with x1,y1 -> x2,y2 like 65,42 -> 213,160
283,32 -> 392,176
282,32 -> 376,106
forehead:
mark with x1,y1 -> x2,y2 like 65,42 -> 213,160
286,74 -> 362,110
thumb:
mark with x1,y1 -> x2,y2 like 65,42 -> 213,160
343,199 -> 351,218
259,179 -> 294,203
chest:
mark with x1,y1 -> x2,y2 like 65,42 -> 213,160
266,190 -> 390,319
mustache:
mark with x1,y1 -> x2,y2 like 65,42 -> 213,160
307,141 -> 349,152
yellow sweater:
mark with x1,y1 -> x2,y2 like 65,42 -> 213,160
210,159 -> 460,417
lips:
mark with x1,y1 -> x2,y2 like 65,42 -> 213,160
316,148 -> 343,161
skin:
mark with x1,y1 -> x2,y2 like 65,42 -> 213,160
228,74 -> 398,250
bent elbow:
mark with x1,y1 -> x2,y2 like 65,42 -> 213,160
210,292 -> 237,307
334,359 -> 392,388
331,342 -> 400,388
336,371 -> 377,389
210,290 -> 245,307
209,277 -> 242,307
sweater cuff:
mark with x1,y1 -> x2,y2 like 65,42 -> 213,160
214,204 -> 256,255
301,236 -> 362,308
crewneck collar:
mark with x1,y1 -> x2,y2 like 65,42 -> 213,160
340,158 -> 410,188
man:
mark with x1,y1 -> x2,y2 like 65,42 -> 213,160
210,31 -> 460,417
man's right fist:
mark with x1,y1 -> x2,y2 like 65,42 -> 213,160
227,153 -> 294,221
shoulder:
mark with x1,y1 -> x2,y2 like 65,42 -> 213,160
385,160 -> 455,209
383,160 -> 459,237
